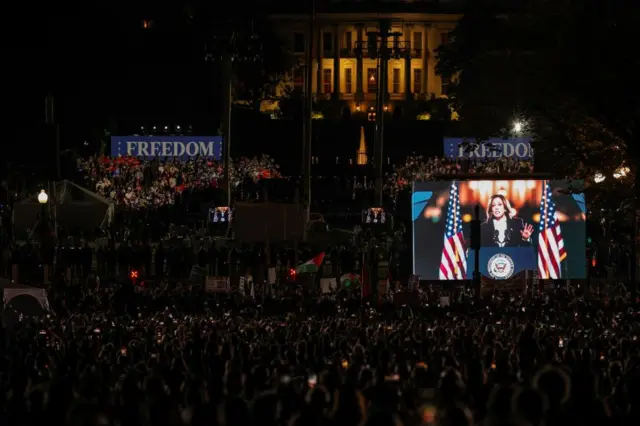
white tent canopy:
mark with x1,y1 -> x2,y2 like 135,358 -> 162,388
1,279 -> 49,327
1,279 -> 49,309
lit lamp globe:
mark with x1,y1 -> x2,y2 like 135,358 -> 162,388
38,190 -> 48,204
513,121 -> 523,134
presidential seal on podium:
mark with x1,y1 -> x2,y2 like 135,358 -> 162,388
488,253 -> 515,279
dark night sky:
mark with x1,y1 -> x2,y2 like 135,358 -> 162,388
6,0 -> 456,147
7,3 -> 221,156
5,0 -> 458,172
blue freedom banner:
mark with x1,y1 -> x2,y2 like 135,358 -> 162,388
111,136 -> 222,160
444,137 -> 533,159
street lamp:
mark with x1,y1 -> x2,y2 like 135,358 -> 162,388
37,189 -> 50,284
38,190 -> 48,204
513,121 -> 524,134
356,20 -> 411,206
38,190 -> 48,234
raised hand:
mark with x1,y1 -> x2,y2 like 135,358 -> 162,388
521,223 -> 534,240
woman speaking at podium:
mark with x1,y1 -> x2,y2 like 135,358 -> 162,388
480,194 -> 533,247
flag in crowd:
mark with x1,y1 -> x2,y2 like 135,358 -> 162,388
295,252 -> 325,274
340,273 -> 360,290
537,181 -> 566,279
439,181 -> 468,280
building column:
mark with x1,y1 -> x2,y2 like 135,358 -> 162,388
404,56 -> 412,101
332,24 -> 341,100
312,59 -> 319,94
422,26 -> 429,98
355,23 -> 364,101
316,26 -> 324,97
310,27 -> 318,96
404,24 -> 413,101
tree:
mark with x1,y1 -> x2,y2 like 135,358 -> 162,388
182,1 -> 296,114
160,2 -> 295,117
436,0 -> 638,186
232,21 -> 296,113
277,86 -> 305,120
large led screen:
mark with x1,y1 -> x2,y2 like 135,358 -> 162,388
412,180 -> 586,280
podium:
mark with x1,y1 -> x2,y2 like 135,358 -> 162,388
470,246 -> 537,280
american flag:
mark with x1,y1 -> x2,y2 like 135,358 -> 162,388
537,181 -> 566,279
439,181 -> 467,280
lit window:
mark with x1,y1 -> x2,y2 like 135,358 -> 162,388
441,76 -> 450,95
413,69 -> 422,93
367,68 -> 377,92
345,68 -> 353,93
392,68 -> 400,94
323,69 -> 332,93
143,20 -> 153,29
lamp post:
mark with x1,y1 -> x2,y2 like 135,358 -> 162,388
38,190 -> 48,203
45,95 -> 61,180
205,22 -> 262,207
302,0 -> 315,238
38,189 -> 48,209
355,20 -> 411,206
38,190 -> 49,283
513,121 -> 523,134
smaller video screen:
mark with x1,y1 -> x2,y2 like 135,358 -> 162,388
209,206 -> 233,224
362,207 -> 387,224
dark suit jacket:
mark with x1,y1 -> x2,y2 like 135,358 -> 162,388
480,217 -> 531,247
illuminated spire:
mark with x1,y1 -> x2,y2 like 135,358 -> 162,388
357,126 -> 368,165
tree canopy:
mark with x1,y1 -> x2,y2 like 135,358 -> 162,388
184,1 -> 295,113
436,0 -> 638,190
231,21 -> 296,113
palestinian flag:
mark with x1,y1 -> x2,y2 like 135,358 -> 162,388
295,252 -> 325,274
340,273 -> 360,290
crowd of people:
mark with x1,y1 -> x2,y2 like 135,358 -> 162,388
385,156 -> 533,194
1,274 -> 638,426
79,155 -> 281,209
4,151 -> 640,426
6,228 -> 409,290
77,154 -> 533,212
